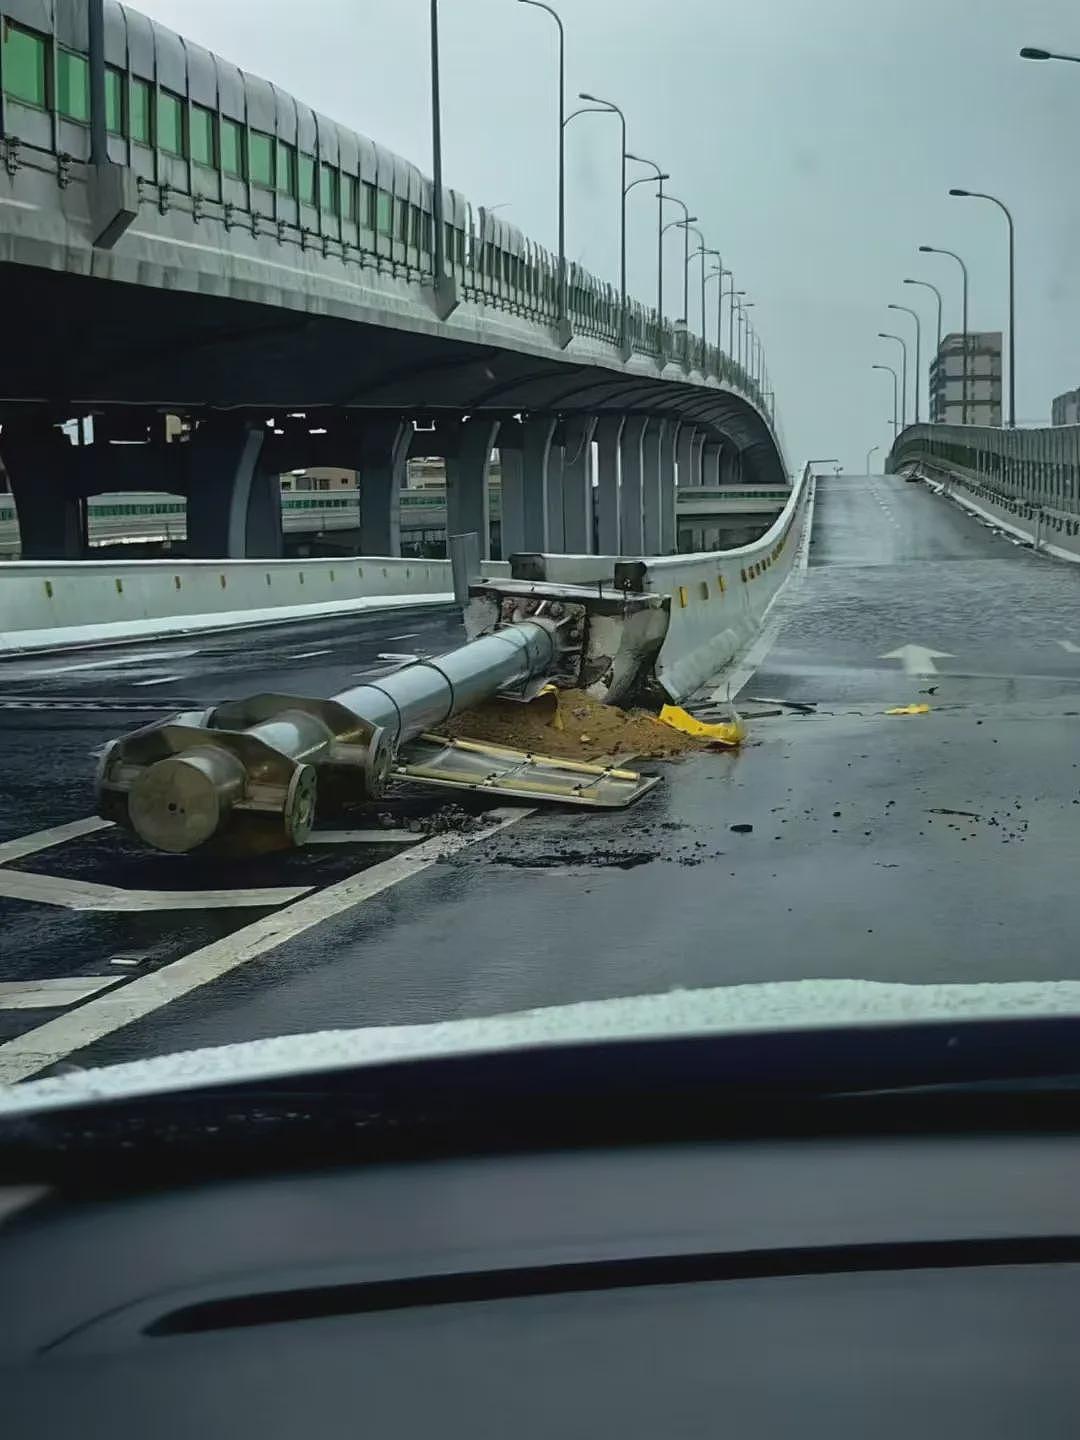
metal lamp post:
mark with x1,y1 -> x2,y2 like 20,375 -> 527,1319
706,266 -> 731,362
949,188 -> 1016,428
682,225 -> 707,369
878,332 -> 908,427
866,443 -> 880,474
1020,46 -> 1080,64
888,303 -> 922,424
429,0 -> 458,317
578,92 -> 629,353
625,158 -> 670,356
738,301 -> 755,374
919,244 -> 969,424
660,199 -> 696,367
517,1 -> 569,343
872,364 -> 900,438
722,282 -> 745,357
903,278 -> 943,417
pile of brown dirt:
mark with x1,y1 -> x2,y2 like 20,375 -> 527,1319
440,688 -> 702,761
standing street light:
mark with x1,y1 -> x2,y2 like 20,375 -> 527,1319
888,303 -> 922,424
919,244 -> 969,424
878,332 -> 908,427
903,278 -> 943,415
949,188 -> 1016,428
866,443 -> 880,474
737,300 -> 755,374
706,266 -> 731,360
722,281 -> 745,357
681,223 -> 707,369
872,364 -> 900,438
429,0 -> 458,317
578,92 -> 628,351
660,198 -> 696,366
517,1 -> 569,343
624,155 -> 670,352
1020,45 -> 1080,65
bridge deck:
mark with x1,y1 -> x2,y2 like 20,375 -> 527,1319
2,475 -> 1080,1079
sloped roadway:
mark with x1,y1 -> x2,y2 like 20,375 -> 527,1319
7,473 -> 1080,1074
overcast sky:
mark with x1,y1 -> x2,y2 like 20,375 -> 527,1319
136,0 -> 1080,473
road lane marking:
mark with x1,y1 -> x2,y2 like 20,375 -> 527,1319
0,817 -> 114,866
880,645 -> 953,676
287,649 -> 333,660
0,977 -> 123,1011
0,807 -> 532,1085
132,674 -> 184,686
1057,640 -> 1080,654
24,649 -> 198,678
0,869 -> 311,912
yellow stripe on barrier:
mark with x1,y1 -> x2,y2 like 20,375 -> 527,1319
678,585 -> 689,607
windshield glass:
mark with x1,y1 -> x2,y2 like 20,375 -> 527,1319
0,0 -> 1078,1099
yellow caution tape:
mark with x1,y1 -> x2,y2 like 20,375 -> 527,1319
885,704 -> 931,716
658,704 -> 745,746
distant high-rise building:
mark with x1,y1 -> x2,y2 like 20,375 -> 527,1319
928,332 -> 1002,427
1051,386 -> 1080,426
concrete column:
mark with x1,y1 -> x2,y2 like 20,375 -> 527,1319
660,422 -> 679,555
701,440 -> 722,488
2,427 -> 84,559
676,424 -> 698,489
521,415 -> 558,550
720,447 -> 741,486
641,418 -> 667,555
560,416 -> 597,554
186,421 -> 272,558
545,442 -> 566,552
445,416 -> 499,559
594,415 -> 624,555
498,446 -> 525,560
357,418 -> 410,556
619,415 -> 650,555
690,431 -> 707,489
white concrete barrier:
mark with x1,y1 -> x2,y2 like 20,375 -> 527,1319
614,465 -> 812,700
0,555 -> 511,653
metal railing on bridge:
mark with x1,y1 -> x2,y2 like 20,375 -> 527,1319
889,424 -> 1080,513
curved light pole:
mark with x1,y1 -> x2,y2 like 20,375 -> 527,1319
429,0 -> 458,317
950,187 -> 1016,427
625,157 -> 669,349
873,364 -> 900,439
722,281 -> 745,357
517,0 -> 568,341
681,223 -> 707,369
1020,45 -> 1080,65
738,300 -> 755,375
919,244 -> 969,424
660,198 -> 696,365
878,331 -> 908,427
706,266 -> 731,359
578,92 -> 628,351
866,443 -> 880,474
904,278 -> 943,415
888,303 -> 922,423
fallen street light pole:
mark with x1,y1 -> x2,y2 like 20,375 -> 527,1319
97,580 -> 669,855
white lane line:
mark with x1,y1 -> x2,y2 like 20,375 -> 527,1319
0,869 -> 311,913
132,674 -> 184,687
386,632 -> 422,641
287,649 -> 333,660
0,807 -> 531,1085
307,830 -> 423,846
0,817 -> 114,866
1057,640 -> 1080,654
24,649 -> 198,678
0,977 -> 123,1011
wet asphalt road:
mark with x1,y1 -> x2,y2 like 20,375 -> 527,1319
4,475 -> 1080,1072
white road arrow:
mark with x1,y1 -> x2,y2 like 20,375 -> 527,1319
880,644 -> 954,676
1057,640 -> 1080,654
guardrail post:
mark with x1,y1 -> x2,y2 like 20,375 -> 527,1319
594,416 -> 625,555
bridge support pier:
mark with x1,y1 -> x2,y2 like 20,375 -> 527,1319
720,448 -> 741,486
676,424 -> 699,490
561,417 -> 596,554
690,431 -> 707,489
1,426 -> 85,559
619,416 -> 650,555
701,441 -> 722,488
642,419 -> 668,555
186,421 -> 280,559
660,424 -> 678,555
445,417 -> 499,559
521,415 -> 558,551
356,420 -> 409,556
595,416 -> 624,556
498,445 -> 525,559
